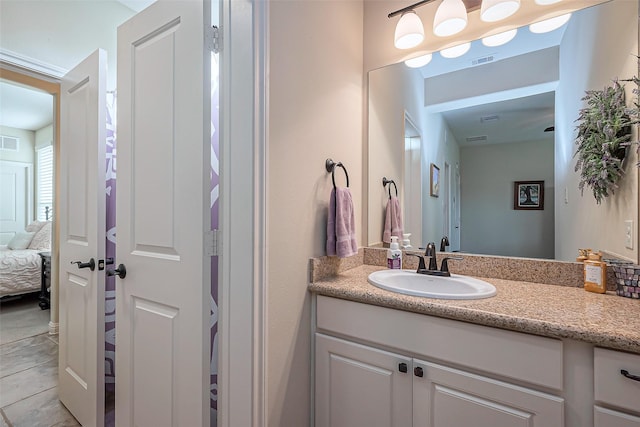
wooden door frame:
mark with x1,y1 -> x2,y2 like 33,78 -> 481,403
0,65 -> 61,335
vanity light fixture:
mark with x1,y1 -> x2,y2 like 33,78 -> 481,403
480,0 -> 521,22
394,10 -> 425,49
529,13 -> 571,33
405,53 -> 434,68
534,0 -> 562,4
440,42 -> 471,58
433,0 -> 468,37
481,28 -> 517,47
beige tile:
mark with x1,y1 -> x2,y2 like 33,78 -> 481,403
0,296 -> 50,345
0,358 -> 57,408
0,335 -> 57,378
2,387 -> 80,427
0,409 -> 9,427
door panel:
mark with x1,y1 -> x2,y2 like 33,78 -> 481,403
315,333 -> 413,427
116,2 -> 209,426
0,161 -> 31,245
59,49 -> 107,427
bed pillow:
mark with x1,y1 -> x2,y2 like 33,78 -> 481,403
7,231 -> 36,250
28,221 -> 51,250
25,220 -> 47,233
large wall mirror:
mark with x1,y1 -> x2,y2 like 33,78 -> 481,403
368,0 -> 639,262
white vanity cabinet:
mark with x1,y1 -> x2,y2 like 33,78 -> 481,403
593,348 -> 640,427
314,295 -> 566,427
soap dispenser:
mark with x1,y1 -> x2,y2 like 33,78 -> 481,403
584,251 -> 607,294
387,236 -> 402,269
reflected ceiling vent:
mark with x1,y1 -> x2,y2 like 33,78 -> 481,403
480,114 -> 500,123
466,135 -> 488,143
472,55 -> 495,66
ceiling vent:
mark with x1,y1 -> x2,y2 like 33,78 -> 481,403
480,114 -> 500,123
472,55 -> 495,66
466,135 -> 488,143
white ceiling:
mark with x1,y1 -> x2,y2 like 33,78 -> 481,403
421,15 -> 569,148
0,80 -> 54,131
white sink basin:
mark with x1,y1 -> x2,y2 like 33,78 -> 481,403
367,269 -> 497,300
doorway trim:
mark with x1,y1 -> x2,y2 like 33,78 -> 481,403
0,65 -> 60,334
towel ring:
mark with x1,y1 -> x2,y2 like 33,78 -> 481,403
326,158 -> 350,188
382,177 -> 398,199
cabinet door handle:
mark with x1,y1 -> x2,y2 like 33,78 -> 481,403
414,366 -> 424,378
621,370 -> 640,382
398,362 -> 408,373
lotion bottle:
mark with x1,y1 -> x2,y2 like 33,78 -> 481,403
584,251 -> 607,294
387,236 -> 402,269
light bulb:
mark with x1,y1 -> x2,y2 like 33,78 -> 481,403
481,0 -> 521,22
433,0 -> 468,37
394,11 -> 425,49
482,29 -> 517,47
405,53 -> 433,68
440,42 -> 471,59
529,13 -> 571,33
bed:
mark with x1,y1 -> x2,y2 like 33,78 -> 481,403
0,221 -> 51,298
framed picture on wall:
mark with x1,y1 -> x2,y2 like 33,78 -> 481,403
430,163 -> 440,197
514,181 -> 544,210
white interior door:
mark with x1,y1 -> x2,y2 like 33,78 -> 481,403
58,49 -> 107,427
0,161 -> 32,245
115,2 -> 209,426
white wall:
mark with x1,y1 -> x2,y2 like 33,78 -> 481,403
422,113 -> 461,247
35,124 -> 53,149
368,64 -> 425,245
555,0 -> 638,261
460,139 -> 555,258
267,0 -> 363,425
0,1 -> 135,89
0,125 -> 34,164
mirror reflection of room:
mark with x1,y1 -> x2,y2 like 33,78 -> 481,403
368,0 -> 638,262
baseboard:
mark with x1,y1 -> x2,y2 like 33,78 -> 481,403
48,321 -> 59,335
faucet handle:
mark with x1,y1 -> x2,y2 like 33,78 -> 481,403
440,256 -> 463,273
405,253 -> 427,272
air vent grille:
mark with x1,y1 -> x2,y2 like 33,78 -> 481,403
480,115 -> 500,123
472,55 -> 494,66
466,135 -> 488,143
0,136 -> 19,151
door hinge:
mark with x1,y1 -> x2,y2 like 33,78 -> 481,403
205,25 -> 220,54
205,229 -> 220,257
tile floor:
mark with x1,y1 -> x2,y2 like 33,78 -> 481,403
0,294 -> 80,427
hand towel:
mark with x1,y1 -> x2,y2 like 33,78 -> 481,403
382,196 -> 403,244
326,187 -> 358,258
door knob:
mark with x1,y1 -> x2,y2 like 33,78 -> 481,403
71,258 -> 95,271
106,264 -> 127,279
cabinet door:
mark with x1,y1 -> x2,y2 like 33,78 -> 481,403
315,333 -> 412,427
595,406 -> 640,427
413,359 -> 564,427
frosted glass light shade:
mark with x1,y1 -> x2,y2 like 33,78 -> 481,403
394,11 -> 425,49
529,13 -> 571,33
535,0 -> 561,4
481,0 -> 520,22
440,42 -> 471,58
433,0 -> 468,37
482,29 -> 517,47
405,53 -> 433,68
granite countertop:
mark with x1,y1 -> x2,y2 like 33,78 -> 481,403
309,264 -> 640,354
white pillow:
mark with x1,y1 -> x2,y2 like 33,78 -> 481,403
7,231 -> 36,250
28,222 -> 51,250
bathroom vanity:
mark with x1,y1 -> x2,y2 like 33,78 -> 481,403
309,261 -> 640,427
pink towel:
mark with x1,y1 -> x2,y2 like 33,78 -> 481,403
382,196 -> 403,244
326,187 -> 358,258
